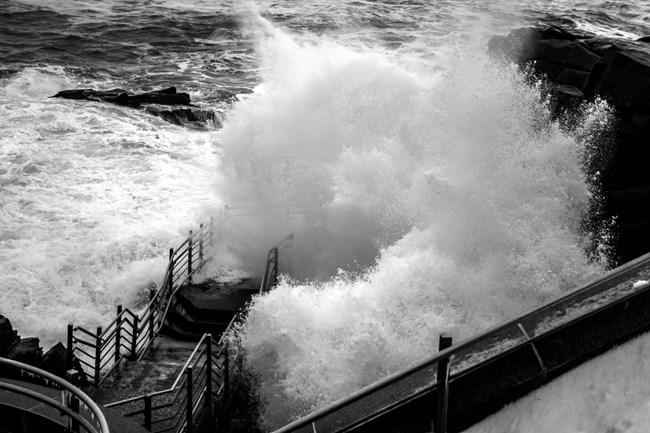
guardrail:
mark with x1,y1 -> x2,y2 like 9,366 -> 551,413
105,241 -> 286,432
0,357 -> 110,433
104,330 -> 234,433
273,252 -> 650,433
66,221 -> 214,386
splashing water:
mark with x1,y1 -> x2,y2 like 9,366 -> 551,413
214,9 -> 613,428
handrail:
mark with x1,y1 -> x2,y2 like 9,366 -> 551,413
0,357 -> 110,433
105,333 -> 221,433
260,234 -> 293,294
273,252 -> 650,433
67,219 -> 215,386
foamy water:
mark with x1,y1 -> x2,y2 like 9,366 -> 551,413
0,0 -> 644,428
213,10 -> 617,428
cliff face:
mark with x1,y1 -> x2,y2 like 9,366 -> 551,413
489,27 -> 650,265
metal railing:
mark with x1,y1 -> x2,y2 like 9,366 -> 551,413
105,242 -> 285,432
0,357 -> 110,433
273,252 -> 650,433
104,330 -> 234,433
66,220 -> 214,386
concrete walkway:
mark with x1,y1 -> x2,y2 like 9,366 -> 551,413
0,376 -> 148,433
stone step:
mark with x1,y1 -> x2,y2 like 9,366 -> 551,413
163,278 -> 259,340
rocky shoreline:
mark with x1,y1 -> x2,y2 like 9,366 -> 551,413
0,314 -> 68,378
489,26 -> 650,265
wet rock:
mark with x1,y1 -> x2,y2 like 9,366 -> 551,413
53,86 -> 191,108
146,106 -> 223,128
41,342 -> 68,378
52,86 -> 227,129
7,337 -> 43,366
0,315 -> 20,357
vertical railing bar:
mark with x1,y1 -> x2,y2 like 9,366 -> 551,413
206,336 -> 214,431
517,322 -> 548,379
169,248 -> 174,294
186,366 -> 193,433
131,315 -> 139,360
210,216 -> 214,246
115,305 -> 122,363
94,326 -> 102,386
69,392 -> 80,433
67,323 -> 74,371
188,230 -> 193,284
144,394 -> 152,431
435,334 -> 453,433
149,289 -> 156,343
199,223 -> 204,264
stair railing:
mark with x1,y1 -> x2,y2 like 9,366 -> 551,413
105,239 -> 288,432
104,326 -> 237,433
66,220 -> 214,386
260,234 -> 293,294
0,357 -> 110,433
271,252 -> 650,433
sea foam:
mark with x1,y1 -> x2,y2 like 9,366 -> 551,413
214,9 -> 613,428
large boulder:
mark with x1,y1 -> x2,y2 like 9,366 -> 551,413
0,315 -> 20,357
488,26 -> 650,264
6,337 -> 43,366
41,342 -> 68,378
53,86 -> 191,108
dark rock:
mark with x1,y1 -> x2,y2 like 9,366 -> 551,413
0,315 -> 20,357
41,342 -> 67,377
533,59 -> 563,80
637,36 -> 650,43
53,86 -> 192,108
556,67 -> 591,89
593,51 -> 650,109
527,39 -> 578,63
54,88 -> 134,106
7,337 -> 43,366
562,45 -> 601,71
146,106 -> 223,128
130,87 -> 191,106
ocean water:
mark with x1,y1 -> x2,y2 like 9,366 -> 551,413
1,0 -> 648,429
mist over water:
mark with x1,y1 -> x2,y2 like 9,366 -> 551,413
215,9 -> 614,428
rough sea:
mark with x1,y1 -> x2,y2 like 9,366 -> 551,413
1,0 -> 649,429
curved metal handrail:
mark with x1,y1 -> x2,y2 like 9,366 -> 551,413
273,252 -> 650,433
0,357 -> 110,433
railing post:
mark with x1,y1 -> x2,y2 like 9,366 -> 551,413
206,336 -> 214,430
131,315 -> 139,360
144,394 -> 152,431
224,343 -> 230,404
435,334 -> 453,433
210,217 -> 214,246
169,248 -> 174,293
188,230 -> 193,283
67,323 -> 74,371
199,223 -> 204,263
149,289 -> 156,341
273,247 -> 279,285
116,305 -> 122,363
186,366 -> 193,433
69,393 -> 80,433
94,326 -> 102,386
